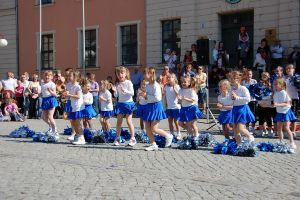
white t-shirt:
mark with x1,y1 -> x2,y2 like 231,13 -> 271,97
146,82 -> 162,103
69,83 -> 84,112
273,90 -> 292,114
115,80 -> 134,103
1,78 -> 17,92
218,93 -> 233,111
99,90 -> 113,111
137,89 -> 147,105
285,75 -> 299,100
164,85 -> 181,109
83,92 -> 93,105
231,85 -> 251,106
179,88 -> 198,107
41,81 -> 56,98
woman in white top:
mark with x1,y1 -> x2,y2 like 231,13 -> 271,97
99,80 -> 114,133
142,67 -> 174,151
273,78 -> 297,150
111,67 -> 136,147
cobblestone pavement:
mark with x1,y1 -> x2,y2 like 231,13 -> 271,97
0,118 -> 299,200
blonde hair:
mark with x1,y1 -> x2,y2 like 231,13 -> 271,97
181,75 -> 196,89
148,67 -> 157,84
261,72 -> 271,87
231,70 -> 242,81
167,73 -> 178,85
80,78 -> 90,88
274,77 -> 286,90
43,70 -> 53,76
100,80 -> 111,90
218,79 -> 231,91
118,66 -> 130,80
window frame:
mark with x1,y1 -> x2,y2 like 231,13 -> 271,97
36,31 -> 56,70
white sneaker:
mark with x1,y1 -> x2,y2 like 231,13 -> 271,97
176,133 -> 182,140
165,134 -> 174,148
67,134 -> 76,141
128,137 -> 137,147
113,137 -> 121,146
291,142 -> 297,150
72,135 -> 86,145
145,143 -> 158,151
248,135 -> 255,143
45,128 -> 52,135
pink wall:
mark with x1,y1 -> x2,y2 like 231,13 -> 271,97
18,0 -> 146,81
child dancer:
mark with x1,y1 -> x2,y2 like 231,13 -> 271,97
111,66 -> 136,146
99,80 -> 114,132
82,79 -> 97,129
273,78 -> 297,150
136,80 -> 148,133
217,79 -> 233,139
242,69 -> 257,133
163,73 -> 181,140
178,76 -> 203,138
285,64 -> 299,138
230,71 -> 255,145
64,70 -> 85,145
257,72 -> 274,137
142,67 -> 174,151
41,71 -> 58,135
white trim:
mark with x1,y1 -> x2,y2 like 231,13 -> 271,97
36,31 -> 56,70
116,20 -> 141,66
76,26 -> 100,68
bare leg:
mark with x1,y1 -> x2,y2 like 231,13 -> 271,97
116,114 -> 123,137
151,120 -> 169,137
139,118 -> 144,130
284,122 -> 295,144
48,108 -> 57,132
126,114 -> 135,138
174,119 -> 180,133
277,122 -> 283,141
233,123 -> 242,144
87,119 -> 93,129
168,117 -> 174,133
145,121 -> 155,143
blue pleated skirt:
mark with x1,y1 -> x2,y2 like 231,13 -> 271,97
100,110 -> 114,118
68,110 -> 84,120
82,105 -> 97,119
41,96 -> 58,110
179,105 -> 203,122
165,109 -> 180,120
218,110 -> 233,125
142,101 -> 167,121
136,104 -> 147,118
232,105 -> 255,124
274,108 -> 297,122
114,102 -> 136,115
64,100 -> 72,113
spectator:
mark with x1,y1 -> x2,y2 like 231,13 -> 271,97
174,62 -> 183,83
88,73 -> 100,115
270,39 -> 284,68
217,41 -> 228,68
288,45 -> 300,73
164,49 -> 177,69
195,66 -> 207,112
256,38 -> 270,73
54,79 -> 65,118
15,80 -> 25,114
4,98 -> 23,122
19,73 -> 30,116
183,50 -> 193,66
237,26 -> 250,68
212,41 -> 218,67
131,67 -> 143,100
159,65 -> 170,88
190,44 -> 199,69
182,63 -> 196,78
1,72 -> 17,98
27,74 -> 41,119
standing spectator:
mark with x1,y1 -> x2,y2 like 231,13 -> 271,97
237,26 -> 250,68
19,74 -> 30,116
182,63 -> 196,78
195,66 -> 207,112
217,41 -> 228,68
88,73 -> 100,115
159,65 -> 171,88
212,41 -> 219,67
164,49 -> 177,70
255,38 -> 270,73
288,45 -> 300,73
270,39 -> 284,68
131,67 -> 143,100
1,72 -> 17,98
27,74 -> 41,119
15,80 -> 25,114
190,44 -> 199,69
183,50 -> 193,66
174,62 -> 183,83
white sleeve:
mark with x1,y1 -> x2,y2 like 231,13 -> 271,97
235,87 -> 250,104
123,81 -> 134,96
85,93 -> 93,104
191,90 -> 198,101
147,83 -> 161,102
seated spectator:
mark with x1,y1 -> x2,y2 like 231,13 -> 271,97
4,98 -> 23,122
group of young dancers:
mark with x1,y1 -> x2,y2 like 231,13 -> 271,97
39,64 -> 297,151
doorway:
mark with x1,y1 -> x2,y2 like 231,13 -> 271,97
221,10 -> 254,67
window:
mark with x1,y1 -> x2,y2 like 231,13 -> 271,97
120,24 -> 138,65
41,34 -> 54,69
41,0 -> 54,5
161,19 -> 181,62
79,29 -> 97,68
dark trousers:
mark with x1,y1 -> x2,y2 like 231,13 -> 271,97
257,106 -> 273,127
28,96 -> 39,119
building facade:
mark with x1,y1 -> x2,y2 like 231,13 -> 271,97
18,0 -> 146,80
146,0 -> 300,67
0,0 -> 18,79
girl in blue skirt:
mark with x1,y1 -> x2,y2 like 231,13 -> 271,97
273,78 -> 297,150
163,73 -> 181,140
99,80 -> 114,132
217,79 -> 233,139
41,70 -> 58,136
178,76 -> 203,138
230,71 -> 255,145
142,67 -> 174,151
64,70 -> 85,145
82,79 -> 97,129
111,67 -> 136,146
136,79 -> 148,133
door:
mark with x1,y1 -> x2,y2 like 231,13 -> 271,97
221,10 -> 254,67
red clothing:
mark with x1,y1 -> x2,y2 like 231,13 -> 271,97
15,86 -> 24,98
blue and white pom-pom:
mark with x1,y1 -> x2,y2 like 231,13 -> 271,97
32,132 -> 59,143
135,129 -> 149,143
196,132 -> 217,147
213,139 -> 237,155
256,142 -> 274,152
234,140 -> 257,157
213,139 -> 256,157
273,141 -> 294,154
9,125 -> 36,138
83,128 -> 98,143
63,126 -> 73,135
